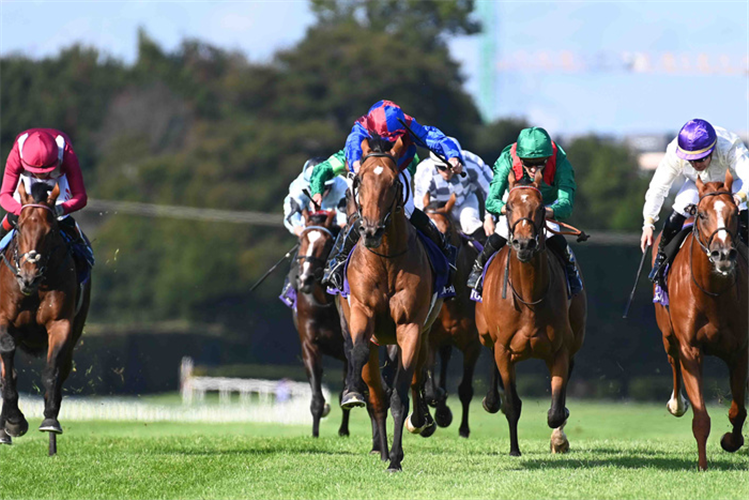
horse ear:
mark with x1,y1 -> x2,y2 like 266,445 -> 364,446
361,138 -> 372,159
443,193 -> 457,214
532,169 -> 543,188
724,169 -> 734,193
507,170 -> 516,189
47,183 -> 60,206
390,136 -> 405,159
18,181 -> 31,205
325,210 -> 336,227
695,175 -> 706,195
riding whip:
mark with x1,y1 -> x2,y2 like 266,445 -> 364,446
397,118 -> 467,178
622,244 -> 650,319
249,243 -> 300,292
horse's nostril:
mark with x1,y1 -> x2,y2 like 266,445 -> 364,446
710,250 -> 721,261
528,240 -> 537,249
728,249 -> 738,260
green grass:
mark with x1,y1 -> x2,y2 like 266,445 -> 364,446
0,399 -> 746,500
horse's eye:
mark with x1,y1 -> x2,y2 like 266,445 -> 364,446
698,212 -> 707,220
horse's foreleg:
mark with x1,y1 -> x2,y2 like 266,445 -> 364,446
482,354 -> 503,414
663,334 -> 688,417
0,333 -> 27,438
388,324 -> 422,471
301,341 -> 325,438
721,348 -> 747,453
679,344 -> 710,470
341,309 -> 373,409
547,348 -> 571,429
434,344 -> 454,428
457,339 -> 480,438
40,320 -> 74,436
338,362 -> 351,437
363,346 -> 388,461
495,345 -> 522,456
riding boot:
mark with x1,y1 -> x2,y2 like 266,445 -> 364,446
321,216 -> 361,290
410,208 -> 457,265
648,211 -> 686,288
468,227 -> 488,247
280,254 -> 299,302
547,234 -> 582,296
466,233 -> 507,291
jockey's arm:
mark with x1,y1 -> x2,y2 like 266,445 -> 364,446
59,145 -> 87,216
485,155 -> 512,217
546,155 -> 575,220
0,141 -> 24,215
642,145 -> 682,228
416,123 -> 464,166
344,123 -> 369,172
727,135 -> 749,206
310,150 -> 347,197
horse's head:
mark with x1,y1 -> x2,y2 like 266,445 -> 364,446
296,209 -> 338,293
505,170 -> 546,263
354,136 -> 405,248
425,193 -> 457,237
13,182 -> 61,295
694,170 -> 740,276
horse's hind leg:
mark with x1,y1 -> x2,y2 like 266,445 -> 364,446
301,342 -> 326,438
434,344 -> 454,428
495,346 -> 522,456
338,362 -> 351,437
679,345 -> 710,470
457,339 -> 480,438
40,322 -> 75,436
0,334 -> 28,438
720,348 -> 747,453
664,334 -> 688,417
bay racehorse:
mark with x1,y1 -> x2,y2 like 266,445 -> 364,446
653,170 -> 747,470
292,209 -> 350,438
0,182 -> 91,455
478,171 -> 586,456
423,195 -> 482,438
337,136 -> 440,471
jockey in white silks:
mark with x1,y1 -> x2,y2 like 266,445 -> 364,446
414,140 -> 493,244
641,119 -> 749,287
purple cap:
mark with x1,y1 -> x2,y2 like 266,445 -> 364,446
676,119 -> 716,161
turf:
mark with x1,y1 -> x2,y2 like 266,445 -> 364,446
0,399 -> 746,499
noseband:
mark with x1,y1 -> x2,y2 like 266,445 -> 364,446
295,225 -> 336,276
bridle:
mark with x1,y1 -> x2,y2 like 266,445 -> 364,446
295,225 -> 336,280
505,186 -> 546,252
689,190 -> 740,296
1,203 -> 65,285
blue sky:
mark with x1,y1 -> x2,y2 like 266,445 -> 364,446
1,1 -> 747,137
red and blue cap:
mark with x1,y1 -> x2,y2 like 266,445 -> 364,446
676,119 -> 716,161
361,100 -> 410,141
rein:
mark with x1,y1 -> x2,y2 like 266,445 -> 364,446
546,219 -> 590,243
502,247 -> 553,305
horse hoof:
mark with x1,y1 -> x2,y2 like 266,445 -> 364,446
482,396 -> 500,414
39,418 -> 63,434
0,429 -> 11,445
509,450 -> 522,457
338,429 -> 350,437
386,465 -> 402,473
435,406 -> 453,427
322,404 -> 331,418
405,414 -> 422,434
720,432 -> 744,453
550,427 -> 570,454
666,397 -> 689,417
340,391 -> 366,409
5,417 -> 29,437
419,421 -> 437,438
459,427 -> 470,439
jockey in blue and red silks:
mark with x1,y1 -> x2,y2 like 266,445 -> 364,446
321,99 -> 464,290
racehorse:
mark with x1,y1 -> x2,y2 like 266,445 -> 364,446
292,209 -> 350,438
653,170 -> 747,470
337,136 -> 441,471
0,182 -> 91,455
478,171 -> 586,456
423,195 -> 482,438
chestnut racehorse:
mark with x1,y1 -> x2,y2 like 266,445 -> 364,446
478,172 -> 586,456
337,136 -> 441,472
0,182 -> 91,455
292,209 -> 350,438
424,195 -> 482,438
653,170 -> 747,471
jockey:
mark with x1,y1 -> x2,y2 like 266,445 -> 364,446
466,127 -> 582,295
281,157 -> 348,300
0,129 -> 93,273
642,119 -> 749,288
414,138 -> 494,244
319,100 -> 463,291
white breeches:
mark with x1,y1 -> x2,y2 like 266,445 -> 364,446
451,193 -> 482,235
673,178 -> 746,217
495,214 -> 559,240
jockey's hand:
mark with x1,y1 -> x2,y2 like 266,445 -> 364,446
448,157 -> 463,174
640,226 -> 654,253
293,226 -> 304,237
500,205 -> 507,215
733,194 -> 743,207
312,193 -> 323,206
353,160 -> 361,174
483,215 -> 495,237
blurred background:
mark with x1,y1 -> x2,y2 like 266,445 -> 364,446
1,0 -> 746,402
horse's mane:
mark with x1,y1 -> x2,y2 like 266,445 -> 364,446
308,212 -> 340,237
425,200 -> 448,212
366,135 -> 394,155
30,183 -> 52,204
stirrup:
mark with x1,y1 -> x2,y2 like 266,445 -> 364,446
466,264 -> 484,291
322,259 -> 345,290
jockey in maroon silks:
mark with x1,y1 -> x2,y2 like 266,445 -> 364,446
321,100 -> 463,290
0,128 -> 92,269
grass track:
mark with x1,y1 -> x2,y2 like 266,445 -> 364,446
0,399 -> 746,499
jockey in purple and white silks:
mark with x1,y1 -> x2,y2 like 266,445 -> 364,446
641,119 -> 749,287
321,100 -> 464,291
414,139 -> 493,244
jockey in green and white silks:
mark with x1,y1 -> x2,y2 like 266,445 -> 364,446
466,127 -> 582,295
641,119 -> 749,288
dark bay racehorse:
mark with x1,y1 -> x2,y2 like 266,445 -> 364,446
654,170 -> 747,470
292,209 -> 350,438
337,136 -> 440,471
478,172 -> 586,456
0,182 -> 91,455
424,195 -> 482,438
